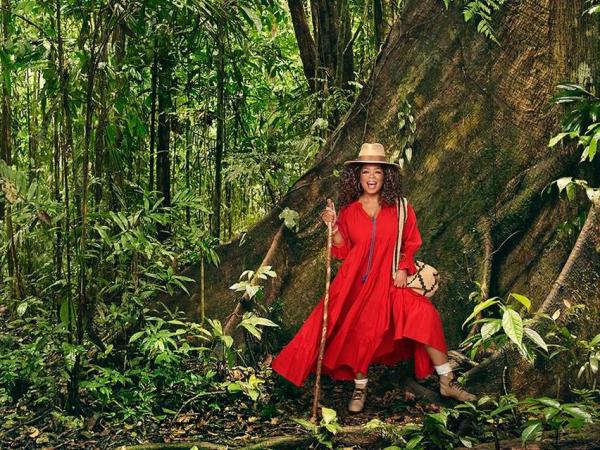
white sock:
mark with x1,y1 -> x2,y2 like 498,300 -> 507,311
354,378 -> 368,388
434,363 -> 453,376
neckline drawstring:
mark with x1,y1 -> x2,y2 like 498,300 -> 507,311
361,214 -> 377,283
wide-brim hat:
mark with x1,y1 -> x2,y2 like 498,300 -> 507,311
343,142 -> 399,167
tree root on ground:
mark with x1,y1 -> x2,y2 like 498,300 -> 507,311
456,423 -> 600,450
115,422 -> 600,449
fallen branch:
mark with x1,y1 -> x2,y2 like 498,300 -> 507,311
115,425 -> 370,450
115,443 -> 227,450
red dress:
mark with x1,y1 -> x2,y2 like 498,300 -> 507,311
270,199 -> 447,387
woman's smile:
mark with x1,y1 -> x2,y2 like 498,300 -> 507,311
360,164 -> 384,193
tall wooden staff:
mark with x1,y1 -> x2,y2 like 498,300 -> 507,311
311,198 -> 336,422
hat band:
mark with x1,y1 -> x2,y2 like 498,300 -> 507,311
356,155 -> 387,162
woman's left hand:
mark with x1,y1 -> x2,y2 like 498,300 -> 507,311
394,269 -> 408,288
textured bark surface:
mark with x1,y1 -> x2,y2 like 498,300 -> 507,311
161,0 -> 600,394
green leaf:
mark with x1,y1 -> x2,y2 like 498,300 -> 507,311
462,298 -> 499,328
521,421 -> 542,443
536,397 -> 561,409
524,327 -> 548,352
509,292 -> 531,311
60,299 -> 76,326
481,319 -> 502,340
549,132 -> 570,147
502,308 -> 523,347
459,436 -> 473,448
129,331 -> 145,343
563,406 -> 592,423
321,407 -> 337,425
291,418 -> 316,432
588,133 -> 598,161
16,302 -> 28,317
221,335 -> 233,348
555,177 -> 573,193
227,381 -> 242,393
240,322 -> 262,339
589,334 -> 600,347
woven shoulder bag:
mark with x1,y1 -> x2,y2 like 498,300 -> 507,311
391,197 -> 440,298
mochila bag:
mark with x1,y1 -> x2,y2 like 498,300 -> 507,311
391,197 -> 440,298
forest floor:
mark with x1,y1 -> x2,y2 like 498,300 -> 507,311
0,363 -> 449,449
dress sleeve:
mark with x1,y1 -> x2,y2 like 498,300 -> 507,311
331,207 -> 352,260
397,203 -> 422,276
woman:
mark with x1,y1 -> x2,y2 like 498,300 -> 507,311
271,143 -> 476,413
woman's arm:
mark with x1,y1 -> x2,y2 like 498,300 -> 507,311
331,207 -> 352,260
396,203 -> 422,276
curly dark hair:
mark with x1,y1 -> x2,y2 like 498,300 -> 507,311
338,163 -> 404,209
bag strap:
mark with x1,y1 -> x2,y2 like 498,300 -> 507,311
392,196 -> 408,279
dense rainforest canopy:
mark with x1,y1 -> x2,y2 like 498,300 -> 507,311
1,0 -> 600,448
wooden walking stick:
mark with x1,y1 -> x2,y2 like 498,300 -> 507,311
311,198 -> 336,423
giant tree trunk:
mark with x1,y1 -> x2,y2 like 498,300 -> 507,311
163,0 -> 600,396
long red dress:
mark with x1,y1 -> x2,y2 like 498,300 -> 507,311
270,199 -> 447,386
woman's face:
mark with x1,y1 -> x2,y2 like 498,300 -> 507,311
359,164 -> 384,195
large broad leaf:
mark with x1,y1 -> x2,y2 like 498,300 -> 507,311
536,397 -> 561,409
502,308 -> 523,347
59,298 -> 76,326
524,327 -> 548,352
563,405 -> 593,423
481,319 -> 502,341
521,421 -> 542,443
462,298 -> 499,328
509,293 -> 531,311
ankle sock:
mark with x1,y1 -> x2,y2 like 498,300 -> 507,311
434,363 -> 453,376
354,378 -> 368,388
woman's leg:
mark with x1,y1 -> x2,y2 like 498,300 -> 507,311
424,345 -> 448,366
348,370 -> 368,413
424,344 -> 476,402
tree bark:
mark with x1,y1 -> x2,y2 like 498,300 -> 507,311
373,0 -> 384,50
288,0 -> 317,91
163,0 -> 600,396
212,28 -> 225,239
156,42 -> 173,241
149,42 -> 158,193
0,0 -> 22,299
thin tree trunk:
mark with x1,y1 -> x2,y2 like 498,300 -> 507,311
149,42 -> 158,192
373,0 -> 384,50
185,119 -> 191,225
93,42 -> 108,207
157,42 -> 173,241
1,0 -> 22,299
74,10 -> 99,414
56,0 -> 78,411
53,112 -> 63,323
288,0 -> 318,91
212,29 -> 225,239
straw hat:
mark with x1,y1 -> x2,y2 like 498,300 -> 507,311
343,143 -> 399,167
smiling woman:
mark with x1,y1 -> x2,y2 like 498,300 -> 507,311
270,143 -> 477,414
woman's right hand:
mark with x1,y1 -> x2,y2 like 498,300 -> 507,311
321,198 -> 337,227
